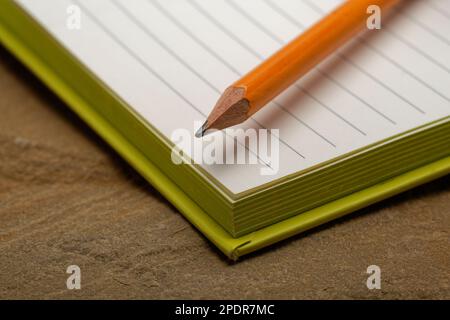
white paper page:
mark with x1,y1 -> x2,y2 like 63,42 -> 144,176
16,0 -> 450,194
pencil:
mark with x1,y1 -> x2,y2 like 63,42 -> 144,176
196,0 -> 400,137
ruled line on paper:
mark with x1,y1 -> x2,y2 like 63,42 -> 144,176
264,0 -> 426,114
109,0 -> 307,159
220,0 -> 373,134
111,1 -> 332,154
384,25 -> 450,74
189,1 -> 263,61
187,0 -> 344,147
428,1 -> 450,19
149,0 -> 242,77
72,0 -> 286,165
16,0 -> 450,193
115,4 -> 308,159
226,0 -> 397,125
188,0 -> 369,135
112,1 -> 221,94
188,0 -> 368,140
386,15 -> 448,86
301,0 -> 450,103
71,1 -> 202,117
396,8 -> 450,46
153,0 -> 365,137
263,0 -> 426,115
361,37 -> 450,104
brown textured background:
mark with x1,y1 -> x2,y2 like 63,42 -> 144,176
0,45 -> 448,299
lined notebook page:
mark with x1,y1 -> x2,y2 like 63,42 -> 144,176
17,0 -> 450,194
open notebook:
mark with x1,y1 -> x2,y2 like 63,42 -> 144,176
1,0 -> 449,259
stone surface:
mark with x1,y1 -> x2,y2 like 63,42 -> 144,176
0,46 -> 448,299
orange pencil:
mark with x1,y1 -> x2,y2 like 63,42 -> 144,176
197,0 -> 400,137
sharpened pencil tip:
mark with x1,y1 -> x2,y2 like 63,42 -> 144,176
195,121 -> 209,138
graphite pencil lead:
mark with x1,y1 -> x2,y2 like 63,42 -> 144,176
195,120 -> 209,138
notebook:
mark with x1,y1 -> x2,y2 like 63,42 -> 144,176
1,0 -> 449,259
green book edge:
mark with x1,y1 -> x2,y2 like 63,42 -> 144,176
1,1 -> 449,260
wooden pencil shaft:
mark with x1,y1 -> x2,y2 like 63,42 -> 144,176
235,0 -> 400,116
200,0 -> 401,135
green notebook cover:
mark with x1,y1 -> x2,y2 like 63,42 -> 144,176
1,0 -> 448,259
